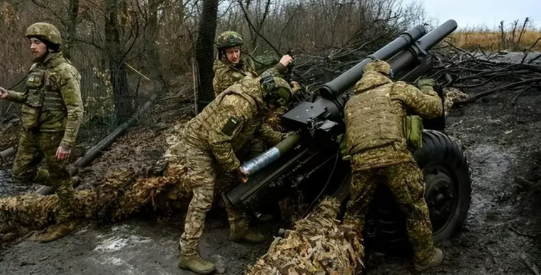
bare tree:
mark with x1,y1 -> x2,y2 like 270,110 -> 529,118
64,0 -> 80,59
195,0 -> 219,111
104,0 -> 134,123
141,0 -> 167,95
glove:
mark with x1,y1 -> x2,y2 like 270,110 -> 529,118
417,78 -> 436,88
339,135 -> 350,162
290,81 -> 301,94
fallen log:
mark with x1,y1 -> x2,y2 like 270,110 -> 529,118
246,197 -> 364,275
37,94 -> 159,195
0,146 -> 16,163
0,161 -> 191,243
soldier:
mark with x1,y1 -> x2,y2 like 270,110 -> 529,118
178,75 -> 293,274
0,22 -> 83,242
213,30 -> 294,97
343,60 -> 444,272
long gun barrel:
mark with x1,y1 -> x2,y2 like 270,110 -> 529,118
281,20 -> 457,131
319,24 -> 427,99
226,20 -> 458,215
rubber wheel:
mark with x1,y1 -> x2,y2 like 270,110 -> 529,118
364,130 -> 472,253
414,130 -> 472,243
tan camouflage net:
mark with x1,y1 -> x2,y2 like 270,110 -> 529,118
0,159 -> 191,243
444,87 -> 469,116
247,197 -> 365,275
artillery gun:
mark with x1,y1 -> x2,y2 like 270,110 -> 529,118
226,20 -> 472,255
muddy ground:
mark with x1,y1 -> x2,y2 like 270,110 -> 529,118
1,72 -> 541,274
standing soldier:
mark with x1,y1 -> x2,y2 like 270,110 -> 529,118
178,75 -> 293,274
343,60 -> 444,272
0,22 -> 84,242
213,31 -> 294,97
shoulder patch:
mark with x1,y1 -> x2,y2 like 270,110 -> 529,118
221,116 -> 241,136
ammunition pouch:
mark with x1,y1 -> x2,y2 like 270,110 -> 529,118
21,69 -> 46,130
338,134 -> 350,161
20,105 -> 41,130
404,115 -> 423,151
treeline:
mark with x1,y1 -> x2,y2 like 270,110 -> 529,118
0,0 -> 425,137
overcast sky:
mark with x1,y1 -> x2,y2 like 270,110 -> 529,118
406,0 -> 541,29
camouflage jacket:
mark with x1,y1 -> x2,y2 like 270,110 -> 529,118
5,52 -> 84,150
345,71 -> 442,170
184,77 -> 284,172
213,56 -> 288,97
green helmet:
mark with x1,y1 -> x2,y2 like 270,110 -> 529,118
364,60 -> 392,76
216,31 -> 243,50
26,22 -> 62,45
261,76 -> 292,106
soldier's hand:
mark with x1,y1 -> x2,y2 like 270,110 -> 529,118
290,81 -> 301,94
279,55 -> 293,67
56,146 -> 71,160
237,168 -> 248,183
417,78 -> 436,88
0,87 -> 8,99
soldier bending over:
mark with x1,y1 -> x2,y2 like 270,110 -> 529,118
178,75 -> 293,274
343,60 -> 444,272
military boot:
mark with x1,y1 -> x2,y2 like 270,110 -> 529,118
178,254 -> 216,274
229,228 -> 267,244
414,247 -> 443,272
35,220 -> 78,243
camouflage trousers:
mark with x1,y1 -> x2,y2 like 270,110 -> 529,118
344,161 -> 434,263
12,131 -> 75,223
179,138 -> 266,256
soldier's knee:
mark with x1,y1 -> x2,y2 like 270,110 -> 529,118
192,201 -> 212,212
190,191 -> 214,212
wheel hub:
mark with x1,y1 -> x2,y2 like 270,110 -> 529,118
424,166 -> 458,234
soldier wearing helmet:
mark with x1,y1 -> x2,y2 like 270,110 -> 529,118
0,22 -> 83,242
212,30 -> 294,97
177,75 -> 293,274
343,60 -> 444,272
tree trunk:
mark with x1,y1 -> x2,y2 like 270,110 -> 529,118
63,0 -> 80,60
176,0 -> 185,28
195,0 -> 219,112
146,0 -> 167,95
105,0 -> 133,123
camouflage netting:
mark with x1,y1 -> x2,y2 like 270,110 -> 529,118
247,197 -> 364,275
0,148 -> 192,243
444,87 -> 469,116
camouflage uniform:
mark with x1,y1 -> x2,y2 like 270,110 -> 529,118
212,31 -> 288,97
343,61 -> 442,265
179,76 -> 289,258
2,23 -> 83,224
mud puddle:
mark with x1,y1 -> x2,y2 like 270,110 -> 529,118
0,218 -> 272,275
